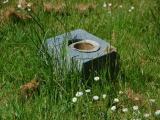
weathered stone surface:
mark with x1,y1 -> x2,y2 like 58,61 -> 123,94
44,29 -> 119,79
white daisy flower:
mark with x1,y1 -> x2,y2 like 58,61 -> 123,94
119,5 -> 123,8
94,76 -> 100,81
103,2 -> 107,8
108,3 -> 112,7
143,113 -> 150,118
111,106 -> 116,111
119,91 -> 123,95
72,97 -> 77,103
17,4 -> 22,8
122,108 -> 128,113
102,94 -> 107,99
93,96 -> 99,101
85,89 -> 91,93
27,8 -> 31,12
155,110 -> 160,116
27,3 -> 32,7
149,99 -> 155,103
131,6 -> 135,10
113,98 -> 119,103
129,9 -> 132,12
3,0 -> 8,4
76,92 -> 83,97
133,106 -> 139,111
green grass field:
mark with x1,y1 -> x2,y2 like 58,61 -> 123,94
0,0 -> 160,119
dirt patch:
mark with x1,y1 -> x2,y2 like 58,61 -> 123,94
44,2 -> 53,12
74,42 -> 95,50
20,79 -> 40,100
17,0 -> 34,10
1,6 -> 31,22
125,88 -> 145,105
18,0 -> 28,9
43,2 -> 66,14
75,3 -> 97,13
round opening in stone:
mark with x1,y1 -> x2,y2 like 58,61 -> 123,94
69,40 -> 100,53
74,42 -> 94,50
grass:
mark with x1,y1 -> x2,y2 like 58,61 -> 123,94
0,0 -> 160,119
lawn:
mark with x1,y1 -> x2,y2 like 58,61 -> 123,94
0,0 -> 160,120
